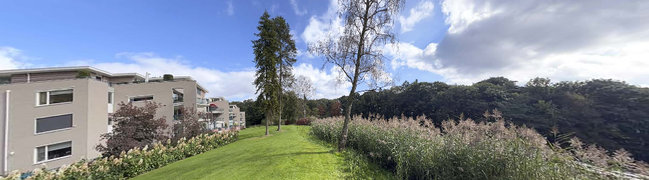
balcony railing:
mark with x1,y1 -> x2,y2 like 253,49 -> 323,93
173,96 -> 183,103
196,98 -> 210,106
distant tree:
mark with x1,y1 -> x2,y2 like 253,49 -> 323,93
281,91 -> 300,124
309,0 -> 404,151
292,75 -> 315,118
232,99 -> 265,126
318,105 -> 327,118
173,107 -> 207,142
330,101 -> 343,117
97,102 -> 168,156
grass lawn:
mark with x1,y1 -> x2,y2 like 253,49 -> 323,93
133,125 -> 393,180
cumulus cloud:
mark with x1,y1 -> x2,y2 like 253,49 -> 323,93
70,52 -> 256,100
389,0 -> 649,85
301,0 -> 343,46
399,0 -> 435,33
293,63 -> 350,99
290,0 -> 307,16
0,47 -> 28,70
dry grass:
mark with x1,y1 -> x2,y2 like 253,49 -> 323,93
311,110 -> 649,179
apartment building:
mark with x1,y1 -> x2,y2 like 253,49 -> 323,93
204,97 -> 246,130
0,66 -> 212,175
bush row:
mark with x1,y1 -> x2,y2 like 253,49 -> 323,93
311,113 -> 648,179
3,131 -> 238,180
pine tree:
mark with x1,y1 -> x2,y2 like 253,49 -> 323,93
252,11 -> 280,136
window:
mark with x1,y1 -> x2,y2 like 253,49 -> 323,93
108,92 -> 113,104
37,89 -> 73,105
130,96 -> 153,102
36,114 -> 73,133
36,141 -> 72,163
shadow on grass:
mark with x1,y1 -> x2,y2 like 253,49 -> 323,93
267,151 -> 335,158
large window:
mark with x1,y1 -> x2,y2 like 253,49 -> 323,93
38,89 -> 73,105
36,141 -> 72,163
36,114 -> 73,133
130,96 -> 153,102
108,92 -> 113,104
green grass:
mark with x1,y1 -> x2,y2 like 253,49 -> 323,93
133,125 -> 393,180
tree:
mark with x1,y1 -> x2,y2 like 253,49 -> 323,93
293,75 -> 315,118
281,91 -> 300,124
232,99 -> 265,126
308,0 -> 404,151
330,101 -> 342,116
172,106 -> 207,142
97,102 -> 168,156
274,16 -> 297,132
253,11 -> 280,136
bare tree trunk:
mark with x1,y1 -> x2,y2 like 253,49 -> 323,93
278,64 -> 283,131
338,2 -> 369,152
303,94 -> 307,118
266,109 -> 271,136
338,82 -> 357,151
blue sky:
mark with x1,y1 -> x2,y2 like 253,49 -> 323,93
2,0 -> 649,100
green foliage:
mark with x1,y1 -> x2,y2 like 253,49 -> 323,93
7,131 -> 238,180
281,91 -> 300,124
231,99 -> 265,126
76,70 -> 91,78
345,78 -> 649,162
162,74 -> 173,81
252,11 -> 282,133
311,115 -> 611,179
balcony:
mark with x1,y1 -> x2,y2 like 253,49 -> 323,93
196,98 -> 210,106
209,108 -> 225,114
172,96 -> 184,106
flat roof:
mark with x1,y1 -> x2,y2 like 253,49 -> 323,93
0,66 -> 207,92
0,66 -> 145,79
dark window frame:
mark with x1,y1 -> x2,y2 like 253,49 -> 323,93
130,95 -> 153,102
35,114 -> 73,134
35,141 -> 72,163
37,89 -> 73,106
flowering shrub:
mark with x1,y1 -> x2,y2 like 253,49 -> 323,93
311,112 -> 649,179
3,131 -> 238,180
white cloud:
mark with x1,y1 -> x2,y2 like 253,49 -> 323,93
0,47 -> 28,70
389,0 -> 649,86
399,0 -> 435,33
441,0 -> 501,34
293,63 -> 350,99
301,0 -> 343,46
290,0 -> 307,16
71,52 -> 256,100
226,1 -> 234,16
385,42 -> 437,72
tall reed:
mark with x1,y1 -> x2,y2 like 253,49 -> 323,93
311,111 -> 648,179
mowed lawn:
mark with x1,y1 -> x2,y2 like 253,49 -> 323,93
133,125 -> 392,180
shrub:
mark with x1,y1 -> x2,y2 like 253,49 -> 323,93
97,102 -> 168,157
311,112 -> 649,179
76,70 -> 91,78
163,74 -> 174,81
296,118 -> 312,125
6,131 -> 238,180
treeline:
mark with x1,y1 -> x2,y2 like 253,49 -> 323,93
236,77 -> 649,161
